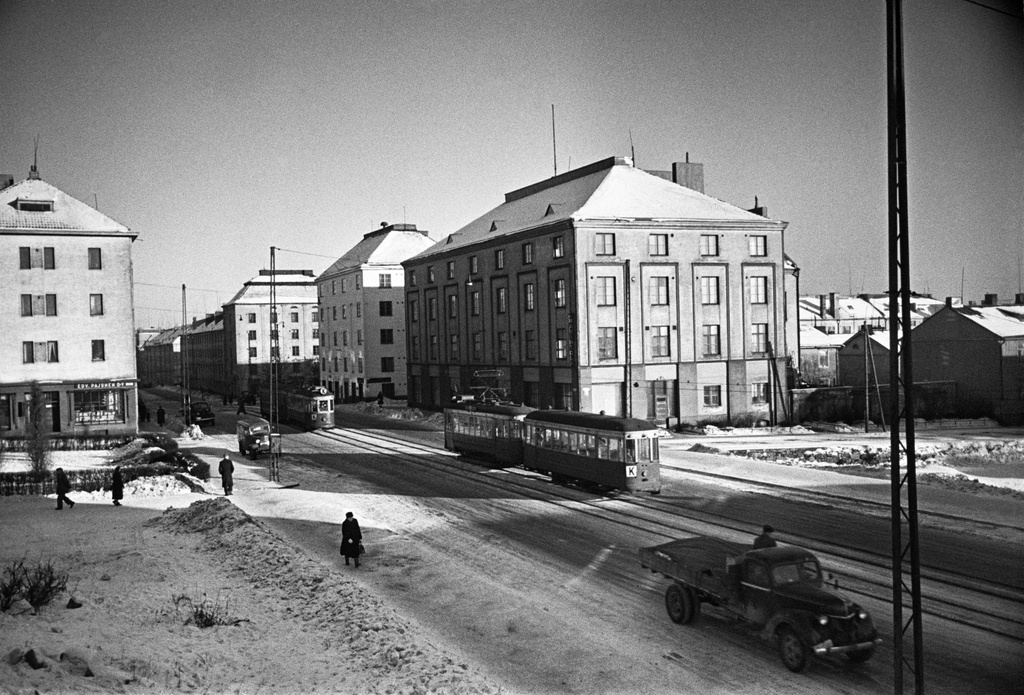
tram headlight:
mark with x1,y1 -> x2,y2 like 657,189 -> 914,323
817,615 -> 829,626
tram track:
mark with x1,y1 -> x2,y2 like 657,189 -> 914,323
304,426 -> 1024,642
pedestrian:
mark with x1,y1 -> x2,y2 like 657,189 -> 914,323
237,399 -> 246,415
111,466 -> 124,506
377,392 -> 384,407
139,400 -> 149,423
54,468 -> 75,510
340,511 -> 362,567
156,405 -> 166,426
753,524 -> 777,549
218,453 -> 234,496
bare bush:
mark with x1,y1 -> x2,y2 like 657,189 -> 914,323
1,558 -> 69,609
25,382 -> 51,478
172,591 -> 245,628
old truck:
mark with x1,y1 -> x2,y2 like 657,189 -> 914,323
639,536 -> 880,672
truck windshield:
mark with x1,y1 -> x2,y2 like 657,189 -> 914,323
771,560 -> 821,586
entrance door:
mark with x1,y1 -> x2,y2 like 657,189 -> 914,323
43,391 -> 60,433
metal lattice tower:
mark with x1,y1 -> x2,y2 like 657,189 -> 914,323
886,0 -> 924,691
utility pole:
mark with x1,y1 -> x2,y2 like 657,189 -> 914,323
864,323 -> 870,432
887,0 -> 924,691
180,285 -> 190,426
269,247 -> 280,483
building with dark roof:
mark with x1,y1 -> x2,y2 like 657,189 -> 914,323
1,167 -> 139,437
402,156 -> 795,425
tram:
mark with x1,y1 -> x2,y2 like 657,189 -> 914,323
444,399 -> 536,465
260,385 -> 335,430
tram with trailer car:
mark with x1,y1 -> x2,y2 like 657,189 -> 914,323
260,385 -> 335,430
444,399 -> 536,465
522,410 -> 662,493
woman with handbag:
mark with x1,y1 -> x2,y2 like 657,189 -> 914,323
340,511 -> 363,568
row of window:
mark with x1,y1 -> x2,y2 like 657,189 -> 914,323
407,234 -> 770,287
322,356 -> 393,374
246,310 -> 318,324
246,329 -> 318,341
702,383 -> 769,408
19,294 -> 106,317
22,340 -> 107,363
18,247 -> 104,270
246,345 -> 317,358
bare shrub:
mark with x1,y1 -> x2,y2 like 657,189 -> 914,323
0,559 -> 27,611
172,591 -> 244,628
25,382 -> 51,478
1,558 -> 69,609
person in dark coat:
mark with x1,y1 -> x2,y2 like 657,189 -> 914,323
753,524 -> 777,549
54,468 -> 75,510
340,512 -> 362,567
376,392 -> 385,407
218,453 -> 234,496
156,405 -> 166,426
111,466 -> 124,506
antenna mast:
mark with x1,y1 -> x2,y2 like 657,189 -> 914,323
551,104 -> 557,176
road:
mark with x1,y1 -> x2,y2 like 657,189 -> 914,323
141,391 -> 1024,693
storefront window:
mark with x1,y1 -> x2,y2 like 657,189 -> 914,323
73,389 -> 125,424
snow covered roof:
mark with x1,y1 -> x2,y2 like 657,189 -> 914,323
799,327 -> 848,349
320,224 -> 434,280
225,270 -> 318,306
954,305 -> 1024,339
409,157 -> 784,261
0,177 -> 133,237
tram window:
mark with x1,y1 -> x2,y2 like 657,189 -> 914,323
625,440 -> 637,463
597,436 -> 610,459
582,434 -> 596,458
608,437 -> 621,461
652,437 -> 659,461
568,432 -> 578,454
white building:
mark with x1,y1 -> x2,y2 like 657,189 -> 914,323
317,223 -> 434,401
1,167 -> 138,437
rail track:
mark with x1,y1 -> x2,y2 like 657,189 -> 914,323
301,425 -> 1024,643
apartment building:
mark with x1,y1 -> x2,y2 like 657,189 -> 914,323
1,168 -> 138,437
402,156 -> 794,425
317,223 -> 434,400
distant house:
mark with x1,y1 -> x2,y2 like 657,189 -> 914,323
836,328 -> 892,391
797,328 -> 846,386
136,325 -> 185,388
913,302 -> 1024,424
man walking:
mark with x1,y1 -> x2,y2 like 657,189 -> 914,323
218,453 -> 234,496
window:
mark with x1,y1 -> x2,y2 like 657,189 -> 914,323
427,266 -> 435,282
428,297 -> 438,320
20,295 -> 31,316
552,236 -> 564,258
381,357 -> 395,373
312,310 -> 319,322
598,327 -> 617,359
818,351 -> 830,368
410,336 -> 419,359
88,294 -> 104,316
356,302 -> 361,318
522,242 -> 533,265
554,279 -> 566,308
20,294 -> 56,317
472,332 -> 483,360
379,301 -> 393,317
497,331 -> 509,360
700,276 -> 719,305
409,270 -> 417,287
525,330 -> 537,359
749,235 -> 767,256
426,334 -> 437,360
289,345 -> 300,357
341,305 -> 348,320
749,276 -> 768,304
752,382 -> 769,404
449,334 -> 459,360
248,330 -> 257,341
651,326 -> 670,357
341,279 -> 347,293
596,233 -> 615,255
312,328 -> 319,340
22,341 -> 33,363
331,280 -> 336,295
495,249 -> 504,270
752,323 -> 769,353
555,328 -> 568,360
343,331 -> 348,346
88,248 -> 102,269
448,294 -> 458,318
73,389 -> 125,425
471,291 -> 481,316
496,287 -> 507,314
596,277 -> 616,306
649,234 -> 668,256
271,311 -> 279,325
44,248 -> 55,269
447,261 -> 455,280
469,256 -> 478,274
247,312 -> 257,324
312,345 -> 320,356
19,247 -> 55,269
355,275 -> 361,289
333,332 -> 337,346
524,284 -> 535,311
702,325 -> 721,356
357,329 -> 363,345
703,385 -> 722,407
290,329 -> 299,340
290,311 -> 299,323
700,235 -> 719,256
23,341 -> 59,363
380,329 -> 394,344
379,274 -> 391,288
19,247 -> 30,269
332,307 -> 338,320
650,277 -> 669,306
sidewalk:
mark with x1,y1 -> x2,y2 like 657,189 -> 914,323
659,446 -> 1024,530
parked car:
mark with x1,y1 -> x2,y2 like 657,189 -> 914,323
187,401 -> 216,427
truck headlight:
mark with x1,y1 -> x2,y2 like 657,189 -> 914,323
818,616 -> 829,626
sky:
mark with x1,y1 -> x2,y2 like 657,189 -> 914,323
2,0 -> 1021,328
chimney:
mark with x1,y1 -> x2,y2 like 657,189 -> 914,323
945,296 -> 954,307
1016,293 -> 1024,305
28,164 -> 40,180
671,153 -> 704,194
983,293 -> 997,306
829,292 -> 837,317
747,196 -> 768,218
0,174 -> 13,190
818,294 -> 827,317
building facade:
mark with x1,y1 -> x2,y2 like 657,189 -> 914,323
222,269 -> 320,399
402,156 -> 793,425
1,169 -> 138,438
317,223 -> 434,401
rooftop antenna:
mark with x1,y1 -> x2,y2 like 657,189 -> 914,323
93,193 -> 99,210
551,104 -> 557,177
629,130 -> 636,166
960,266 -> 965,303
29,135 -> 40,179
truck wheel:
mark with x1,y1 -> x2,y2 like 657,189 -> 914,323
777,626 -> 809,673
847,647 -> 875,664
665,584 -> 693,624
